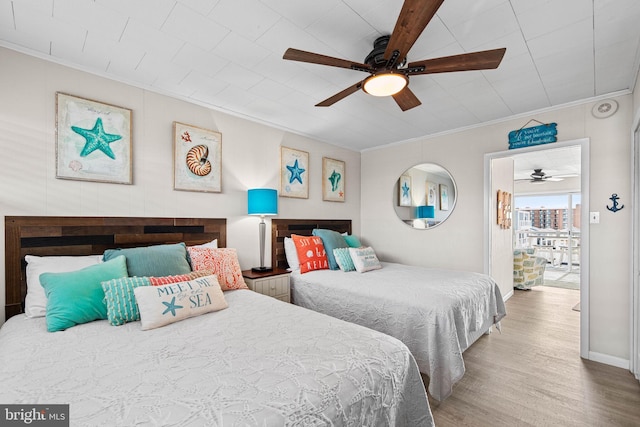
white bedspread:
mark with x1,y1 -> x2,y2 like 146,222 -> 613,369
291,262 -> 507,401
0,290 -> 433,426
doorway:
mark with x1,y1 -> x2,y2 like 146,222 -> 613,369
514,192 -> 581,288
485,138 -> 590,358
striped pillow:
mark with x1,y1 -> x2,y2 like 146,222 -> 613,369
333,248 -> 356,272
101,271 -> 213,326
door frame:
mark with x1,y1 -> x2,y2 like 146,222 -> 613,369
631,113 -> 640,380
484,138 -> 590,358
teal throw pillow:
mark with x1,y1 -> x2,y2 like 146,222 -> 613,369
103,243 -> 191,277
312,229 -> 348,270
40,255 -> 128,332
343,234 -> 362,248
333,248 -> 356,272
102,276 -> 151,326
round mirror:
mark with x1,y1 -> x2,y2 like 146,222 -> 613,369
393,163 -> 457,229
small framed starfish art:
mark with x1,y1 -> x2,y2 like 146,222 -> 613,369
322,157 -> 345,202
173,122 -> 222,193
55,93 -> 132,184
280,146 -> 309,199
398,175 -> 412,207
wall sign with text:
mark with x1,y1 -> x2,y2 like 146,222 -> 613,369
508,122 -> 557,149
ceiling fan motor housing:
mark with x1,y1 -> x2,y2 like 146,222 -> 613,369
365,35 -> 404,68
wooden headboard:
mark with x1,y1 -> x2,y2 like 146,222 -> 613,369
5,216 -> 226,321
271,219 -> 352,270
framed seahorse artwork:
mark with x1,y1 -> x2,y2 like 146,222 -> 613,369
173,122 -> 222,193
55,92 -> 132,184
322,157 -> 345,202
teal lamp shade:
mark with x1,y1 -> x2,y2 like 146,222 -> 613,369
416,205 -> 435,219
248,189 -> 278,216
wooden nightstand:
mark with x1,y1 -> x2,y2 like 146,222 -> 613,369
242,268 -> 291,303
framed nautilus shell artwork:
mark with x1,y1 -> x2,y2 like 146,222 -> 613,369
173,122 -> 222,193
56,92 -> 132,184
322,157 -> 345,202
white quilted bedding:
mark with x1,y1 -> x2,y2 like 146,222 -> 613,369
290,262 -> 507,401
0,289 -> 433,426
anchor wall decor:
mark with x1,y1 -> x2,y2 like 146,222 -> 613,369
606,193 -> 624,213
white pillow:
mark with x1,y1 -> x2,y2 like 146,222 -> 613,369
189,239 -> 218,249
284,237 -> 300,271
348,247 -> 382,273
25,255 -> 103,318
134,275 -> 228,330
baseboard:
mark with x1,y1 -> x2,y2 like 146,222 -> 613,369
588,351 -> 630,370
502,289 -> 514,301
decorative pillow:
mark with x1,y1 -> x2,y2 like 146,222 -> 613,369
187,247 -> 248,290
333,248 -> 356,272
102,276 -> 151,326
24,254 -> 103,318
40,255 -> 128,332
101,271 -> 213,326
103,243 -> 191,277
291,234 -> 329,274
283,237 -> 300,271
134,275 -> 228,330
148,270 -> 212,286
343,234 -> 362,248
348,247 -> 382,273
312,229 -> 348,270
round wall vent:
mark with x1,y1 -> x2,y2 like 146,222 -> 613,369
592,99 -> 618,119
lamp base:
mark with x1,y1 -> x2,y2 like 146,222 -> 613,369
251,266 -> 273,273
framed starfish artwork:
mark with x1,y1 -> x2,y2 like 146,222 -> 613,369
322,157 -> 345,202
280,146 -> 309,199
398,175 -> 412,207
173,122 -> 222,193
55,93 -> 132,184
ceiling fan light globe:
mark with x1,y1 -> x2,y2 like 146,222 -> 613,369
363,73 -> 408,97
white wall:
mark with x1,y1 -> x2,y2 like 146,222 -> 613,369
0,47 -> 361,324
490,157 -> 514,298
362,94 -> 633,362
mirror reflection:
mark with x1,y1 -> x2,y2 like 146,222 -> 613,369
393,163 -> 457,229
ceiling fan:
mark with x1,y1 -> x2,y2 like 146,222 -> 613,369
282,0 -> 506,111
516,169 -> 578,183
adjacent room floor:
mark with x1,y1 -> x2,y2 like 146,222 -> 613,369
428,286 -> 640,426
543,264 -> 580,290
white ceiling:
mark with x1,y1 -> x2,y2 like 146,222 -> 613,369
1,0 -> 639,153
512,144 -> 581,181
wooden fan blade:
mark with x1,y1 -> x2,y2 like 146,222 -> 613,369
283,48 -> 372,71
316,81 -> 364,107
384,0 -> 445,63
392,87 -> 422,111
407,48 -> 506,75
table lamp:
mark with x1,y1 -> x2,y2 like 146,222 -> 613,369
248,188 -> 278,272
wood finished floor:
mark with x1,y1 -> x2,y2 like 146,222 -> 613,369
428,286 -> 640,426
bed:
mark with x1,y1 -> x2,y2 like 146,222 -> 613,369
2,216 -> 433,426
271,219 -> 507,401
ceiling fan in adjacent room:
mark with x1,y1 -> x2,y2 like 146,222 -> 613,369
516,169 -> 578,184
282,0 -> 506,111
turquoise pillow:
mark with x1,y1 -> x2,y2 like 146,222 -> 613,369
312,229 -> 348,270
101,276 -> 151,326
333,248 -> 356,272
103,243 -> 191,277
40,255 -> 128,332
344,234 -> 362,248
